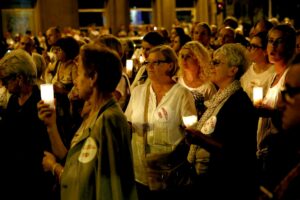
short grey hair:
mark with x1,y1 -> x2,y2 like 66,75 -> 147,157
214,43 -> 249,79
0,49 -> 37,84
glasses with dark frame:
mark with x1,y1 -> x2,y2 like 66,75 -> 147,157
280,85 -> 300,103
143,60 -> 171,67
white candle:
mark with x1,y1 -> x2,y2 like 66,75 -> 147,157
126,59 -> 133,78
182,115 -> 198,127
139,55 -> 144,64
253,86 -> 263,105
40,83 -> 55,109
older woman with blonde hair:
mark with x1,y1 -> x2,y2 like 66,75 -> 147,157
125,45 -> 197,200
177,41 -> 217,117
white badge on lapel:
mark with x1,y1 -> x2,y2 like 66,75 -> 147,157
201,116 -> 217,135
78,137 -> 97,163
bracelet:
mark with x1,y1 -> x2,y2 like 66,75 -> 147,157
52,163 -> 59,176
58,169 -> 64,183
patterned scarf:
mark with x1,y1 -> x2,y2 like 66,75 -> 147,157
187,80 -> 241,163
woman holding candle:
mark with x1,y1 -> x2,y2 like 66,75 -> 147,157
240,31 -> 275,102
39,44 -> 138,200
185,43 -> 258,200
125,45 -> 197,200
256,24 -> 296,192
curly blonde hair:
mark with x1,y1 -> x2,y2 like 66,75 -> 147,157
178,41 -> 211,82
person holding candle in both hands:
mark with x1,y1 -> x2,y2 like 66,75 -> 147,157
38,44 -> 138,200
185,43 -> 258,200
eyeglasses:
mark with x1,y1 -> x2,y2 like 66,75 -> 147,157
1,74 -> 17,85
281,85 -> 300,103
248,43 -> 263,50
143,60 -> 170,66
268,38 -> 285,46
210,59 -> 225,67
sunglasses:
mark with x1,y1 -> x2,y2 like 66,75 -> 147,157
143,60 -> 170,67
281,85 -> 300,103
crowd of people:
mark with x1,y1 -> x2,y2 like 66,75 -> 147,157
0,15 -> 300,200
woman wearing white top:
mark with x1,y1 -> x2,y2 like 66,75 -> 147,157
125,45 -> 197,200
256,24 -> 296,190
241,31 -> 275,100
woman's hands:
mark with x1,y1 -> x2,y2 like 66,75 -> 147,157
42,151 -> 57,172
37,99 -> 56,127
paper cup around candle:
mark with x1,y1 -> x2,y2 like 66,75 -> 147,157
182,115 -> 198,127
126,59 -> 133,78
253,86 -> 263,105
40,84 -> 55,109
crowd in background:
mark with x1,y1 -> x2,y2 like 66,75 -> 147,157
0,15 -> 300,200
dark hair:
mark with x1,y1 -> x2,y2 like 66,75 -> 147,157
80,44 -> 122,94
223,16 -> 238,29
142,31 -> 165,46
177,34 -> 192,49
55,37 -> 80,60
253,31 -> 268,50
173,27 -> 185,36
196,22 -> 212,36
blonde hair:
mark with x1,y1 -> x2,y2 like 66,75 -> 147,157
149,45 -> 179,78
178,41 -> 211,82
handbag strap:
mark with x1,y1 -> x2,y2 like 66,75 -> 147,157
143,83 -> 151,156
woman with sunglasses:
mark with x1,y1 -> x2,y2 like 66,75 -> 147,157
185,43 -> 258,200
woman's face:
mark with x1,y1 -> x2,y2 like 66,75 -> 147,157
267,29 -> 286,64
145,51 -> 172,82
171,36 -> 181,53
75,55 -> 93,100
193,26 -> 210,47
179,48 -> 199,73
141,41 -> 154,59
247,36 -> 265,62
210,52 -> 232,88
55,47 -> 66,62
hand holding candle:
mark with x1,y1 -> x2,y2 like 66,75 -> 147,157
40,84 -> 55,109
253,86 -> 263,106
182,115 -> 198,128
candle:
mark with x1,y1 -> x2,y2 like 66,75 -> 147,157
182,115 -> 198,127
40,83 -> 55,109
253,86 -> 263,105
139,55 -> 144,64
126,59 -> 133,78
